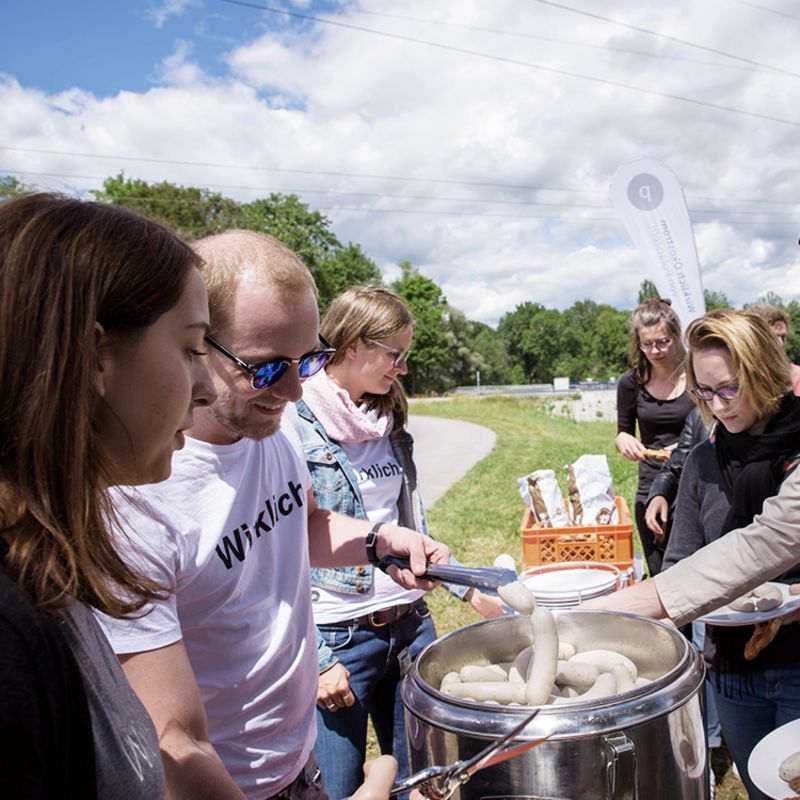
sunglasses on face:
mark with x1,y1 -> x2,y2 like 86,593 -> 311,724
639,337 -> 673,353
690,383 -> 740,403
205,334 -> 336,390
364,337 -> 410,368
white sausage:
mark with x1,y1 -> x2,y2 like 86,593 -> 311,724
440,671 -> 462,688
569,649 -> 638,682
508,647 -> 533,683
558,641 -> 576,660
779,751 -> 800,782
446,681 -> 529,704
459,664 -> 508,683
578,671 -> 618,699
555,660 -> 599,689
526,606 -> 559,705
497,580 -> 537,615
611,662 -> 635,692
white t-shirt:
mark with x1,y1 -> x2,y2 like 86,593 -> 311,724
312,435 -> 423,624
98,432 -> 316,800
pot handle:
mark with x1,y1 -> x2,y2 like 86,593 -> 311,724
603,732 -> 637,800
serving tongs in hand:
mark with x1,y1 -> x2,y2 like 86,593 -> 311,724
389,708 -> 546,799
376,556 -> 516,596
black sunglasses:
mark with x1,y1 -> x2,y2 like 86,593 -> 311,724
205,334 -> 336,390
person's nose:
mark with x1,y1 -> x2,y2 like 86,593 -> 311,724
708,393 -> 726,413
268,364 -> 304,402
193,359 -> 218,407
396,358 -> 409,376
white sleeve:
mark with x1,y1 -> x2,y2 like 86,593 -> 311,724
95,490 -> 186,654
655,467 -> 800,626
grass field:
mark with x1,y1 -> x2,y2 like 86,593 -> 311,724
407,395 -> 747,800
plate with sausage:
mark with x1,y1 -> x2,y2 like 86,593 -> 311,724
696,583 -> 800,627
748,717 -> 800,799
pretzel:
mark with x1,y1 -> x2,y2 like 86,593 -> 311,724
641,448 -> 671,460
744,618 -> 782,660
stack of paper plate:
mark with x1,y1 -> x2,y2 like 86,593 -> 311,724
521,562 -> 620,608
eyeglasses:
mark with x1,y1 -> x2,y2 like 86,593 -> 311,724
205,334 -> 336,390
365,338 -> 410,368
639,337 -> 673,352
690,383 -> 740,403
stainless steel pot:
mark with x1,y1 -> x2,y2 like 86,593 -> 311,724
401,610 -> 708,799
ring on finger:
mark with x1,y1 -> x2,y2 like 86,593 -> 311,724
326,702 -> 336,711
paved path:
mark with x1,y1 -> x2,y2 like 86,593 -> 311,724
407,415 -> 496,507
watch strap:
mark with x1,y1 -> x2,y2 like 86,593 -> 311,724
365,524 -> 385,570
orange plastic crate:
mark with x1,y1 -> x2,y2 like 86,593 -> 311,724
521,495 -> 633,571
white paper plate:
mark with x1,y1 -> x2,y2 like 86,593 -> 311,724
696,583 -> 800,627
748,717 -> 800,799
523,568 -> 617,595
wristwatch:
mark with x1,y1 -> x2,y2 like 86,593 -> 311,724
365,523 -> 384,568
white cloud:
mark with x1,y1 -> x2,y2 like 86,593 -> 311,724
146,0 -> 202,30
2,0 -> 800,325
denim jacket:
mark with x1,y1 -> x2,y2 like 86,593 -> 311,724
294,399 -> 469,672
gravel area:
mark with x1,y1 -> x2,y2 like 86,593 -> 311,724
549,389 -> 618,423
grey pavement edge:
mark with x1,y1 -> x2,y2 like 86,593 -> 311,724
407,415 -> 496,508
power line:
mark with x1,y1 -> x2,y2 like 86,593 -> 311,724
5,169 -> 798,226
0,145 -> 604,195
212,0 -> 800,128
528,0 -> 800,79
727,0 -> 800,22
3,154 -> 799,209
348,7 -> 764,75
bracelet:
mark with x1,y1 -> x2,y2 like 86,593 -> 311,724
365,523 -> 384,568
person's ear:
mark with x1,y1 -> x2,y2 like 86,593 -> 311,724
93,321 -> 110,398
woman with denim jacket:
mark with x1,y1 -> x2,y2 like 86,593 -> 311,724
294,285 -> 502,800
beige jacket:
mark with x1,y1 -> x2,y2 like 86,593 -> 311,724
655,466 -> 800,627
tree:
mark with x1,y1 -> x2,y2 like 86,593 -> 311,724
638,279 -> 660,304
392,262 -> 452,395
315,242 -> 382,313
95,173 -> 240,240
703,289 -> 732,311
0,175 -> 32,202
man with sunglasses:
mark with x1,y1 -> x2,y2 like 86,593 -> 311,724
98,230 -> 449,800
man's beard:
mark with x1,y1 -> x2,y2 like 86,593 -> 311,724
209,394 -> 282,441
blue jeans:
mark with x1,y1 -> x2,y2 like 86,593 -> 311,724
691,622 -> 721,749
711,666 -> 800,800
314,602 -> 437,800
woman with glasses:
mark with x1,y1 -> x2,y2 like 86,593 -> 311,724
293,285 -> 502,800
615,298 -> 694,576
0,193 -> 217,797
662,309 -> 800,799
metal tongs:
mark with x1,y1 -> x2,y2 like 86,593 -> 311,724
376,556 -> 516,597
389,708 -> 546,799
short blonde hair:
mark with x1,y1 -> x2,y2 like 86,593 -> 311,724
193,230 -> 317,334
686,309 -> 791,425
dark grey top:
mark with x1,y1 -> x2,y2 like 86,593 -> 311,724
62,603 -> 165,799
662,440 -> 728,569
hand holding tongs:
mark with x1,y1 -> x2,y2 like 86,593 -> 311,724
376,556 -> 516,597
388,708 -> 547,800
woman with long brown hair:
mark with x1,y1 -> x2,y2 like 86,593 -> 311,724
615,298 -> 694,575
0,193 -> 216,797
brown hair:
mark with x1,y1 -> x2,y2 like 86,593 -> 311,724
748,303 -> 791,332
0,193 -> 199,615
629,298 -> 685,383
686,309 -> 791,426
192,229 -> 317,335
321,286 -> 413,427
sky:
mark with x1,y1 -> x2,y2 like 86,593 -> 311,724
2,0 -> 799,326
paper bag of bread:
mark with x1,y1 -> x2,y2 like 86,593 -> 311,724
517,469 -> 570,528
565,454 -> 617,525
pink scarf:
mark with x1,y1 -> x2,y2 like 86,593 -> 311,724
301,369 -> 393,444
